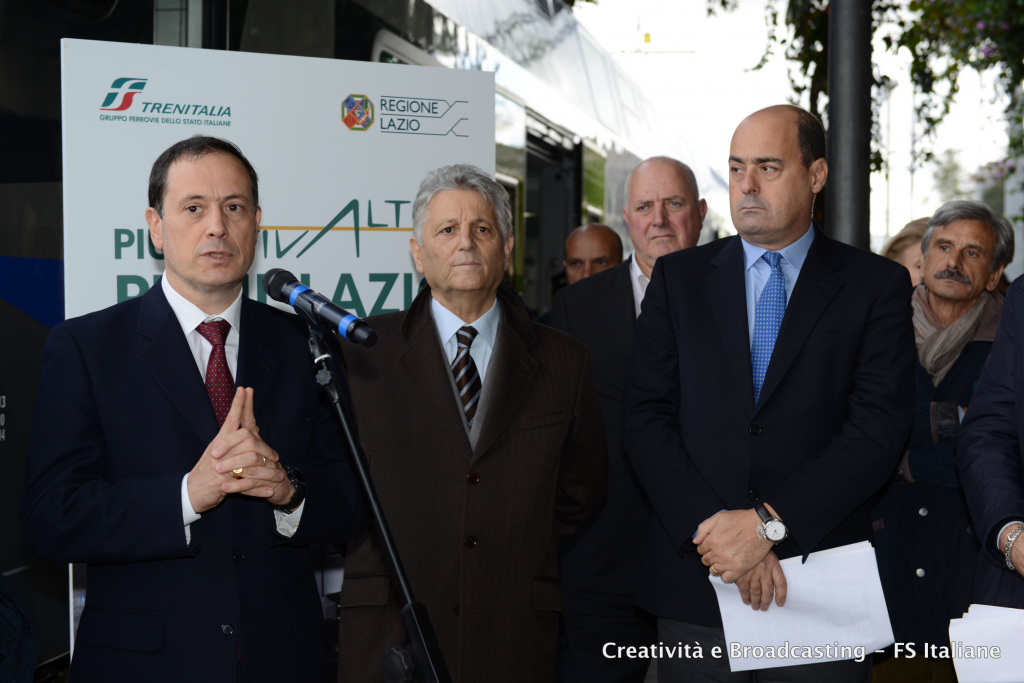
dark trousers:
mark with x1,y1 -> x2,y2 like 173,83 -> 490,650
656,619 -> 873,683
558,582 -> 658,683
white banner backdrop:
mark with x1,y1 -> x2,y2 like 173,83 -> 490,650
61,38 -> 495,320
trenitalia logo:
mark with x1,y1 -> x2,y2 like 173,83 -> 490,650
100,77 -> 148,111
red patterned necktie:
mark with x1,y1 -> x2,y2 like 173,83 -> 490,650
196,319 -> 234,426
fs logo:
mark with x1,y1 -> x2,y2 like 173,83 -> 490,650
100,77 -> 148,111
342,94 -> 374,131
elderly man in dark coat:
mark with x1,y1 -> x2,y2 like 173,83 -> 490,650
335,164 -> 608,683
872,200 -> 1014,682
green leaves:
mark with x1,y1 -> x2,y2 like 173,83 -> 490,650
707,0 -> 1024,169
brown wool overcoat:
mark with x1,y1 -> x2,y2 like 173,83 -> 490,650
336,284 -> 608,683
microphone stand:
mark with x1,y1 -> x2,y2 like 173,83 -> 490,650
298,313 -> 452,683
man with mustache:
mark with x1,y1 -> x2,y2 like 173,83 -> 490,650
871,201 -> 1014,680
336,164 -> 607,683
623,105 -> 916,681
20,136 -> 368,682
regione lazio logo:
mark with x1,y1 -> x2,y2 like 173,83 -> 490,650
342,94 -> 374,131
100,77 -> 148,111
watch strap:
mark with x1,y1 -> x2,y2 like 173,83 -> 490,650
754,504 -> 773,526
275,465 -> 306,513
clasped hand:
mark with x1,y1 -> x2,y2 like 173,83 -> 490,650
694,509 -> 788,610
187,387 -> 296,514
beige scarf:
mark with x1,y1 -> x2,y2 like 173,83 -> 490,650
912,285 -> 1003,386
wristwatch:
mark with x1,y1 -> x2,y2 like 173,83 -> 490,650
275,465 -> 306,513
754,504 -> 787,544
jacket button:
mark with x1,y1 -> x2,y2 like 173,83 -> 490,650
221,624 -> 234,635
915,568 -> 925,578
454,604 -> 460,616
748,490 -> 760,502
233,551 -> 245,563
467,472 -> 480,485
918,508 -> 928,517
749,425 -> 762,436
464,535 -> 477,549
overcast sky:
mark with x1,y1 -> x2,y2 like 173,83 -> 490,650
573,0 -> 1010,252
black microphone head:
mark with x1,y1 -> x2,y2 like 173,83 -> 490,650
342,318 -> 377,347
356,328 -> 377,348
263,268 -> 297,303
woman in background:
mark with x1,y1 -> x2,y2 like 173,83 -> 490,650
882,218 -> 928,286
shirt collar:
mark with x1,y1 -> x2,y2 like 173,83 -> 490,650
629,253 -> 649,285
430,295 -> 501,348
741,223 -> 815,273
161,273 -> 243,335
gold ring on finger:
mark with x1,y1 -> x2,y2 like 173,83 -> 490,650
261,456 -> 267,468
710,565 -> 721,577
231,468 -> 244,479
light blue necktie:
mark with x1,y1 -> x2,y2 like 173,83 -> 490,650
751,252 -> 786,404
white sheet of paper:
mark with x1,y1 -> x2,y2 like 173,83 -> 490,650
949,605 -> 1024,683
709,541 -> 894,672
965,603 -> 1008,618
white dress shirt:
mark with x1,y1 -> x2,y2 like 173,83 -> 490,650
629,255 -> 649,319
161,275 -> 303,543
741,225 -> 815,345
431,296 -> 501,380
998,521 -> 1024,554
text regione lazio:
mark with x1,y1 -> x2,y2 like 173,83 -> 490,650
2,2 -> 1024,683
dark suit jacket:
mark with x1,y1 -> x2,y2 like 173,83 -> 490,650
874,343 -> 990,646
336,284 -> 608,683
957,276 -> 1024,609
550,257 -> 652,594
19,283 -> 368,682
623,229 -> 916,627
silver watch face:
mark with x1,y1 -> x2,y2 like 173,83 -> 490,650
764,519 -> 786,542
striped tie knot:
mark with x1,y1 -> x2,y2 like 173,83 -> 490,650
456,326 -> 479,347
451,326 -> 483,428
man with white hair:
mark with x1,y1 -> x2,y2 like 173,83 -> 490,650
335,164 -> 608,683
550,156 -> 705,683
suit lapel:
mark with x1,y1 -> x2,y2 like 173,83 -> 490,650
471,286 -> 539,465
705,237 -> 756,415
400,289 -> 475,460
754,230 -> 843,412
136,284 -> 220,447
235,298 -> 281,419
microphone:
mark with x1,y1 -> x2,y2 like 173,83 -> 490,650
263,268 -> 377,347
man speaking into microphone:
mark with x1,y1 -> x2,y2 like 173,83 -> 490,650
20,135 -> 367,682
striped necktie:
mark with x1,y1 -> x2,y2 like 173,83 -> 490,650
751,251 -> 786,405
451,326 -> 483,428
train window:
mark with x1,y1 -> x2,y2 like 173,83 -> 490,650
496,92 -> 527,154
371,29 -> 444,68
613,67 -> 644,140
154,0 -> 189,47
496,172 -> 521,282
642,96 -> 659,130
378,50 -> 405,65
578,33 -> 621,133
